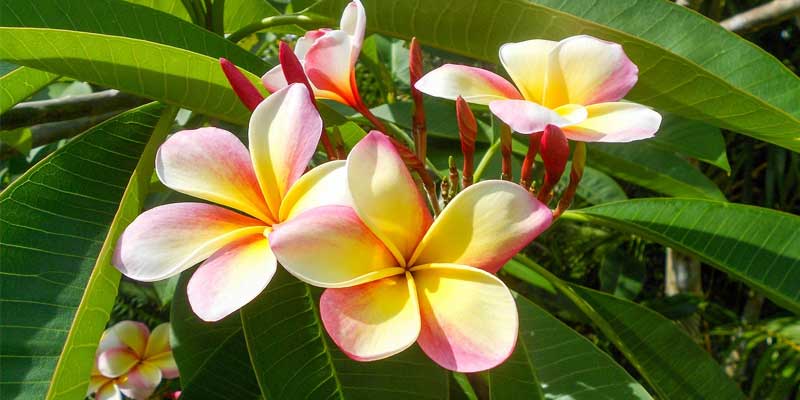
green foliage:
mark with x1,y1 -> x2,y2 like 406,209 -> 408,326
0,103 -> 170,399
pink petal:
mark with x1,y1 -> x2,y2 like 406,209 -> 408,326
553,35 -> 638,105
270,205 -> 402,288
414,64 -> 522,105
410,181 -> 552,274
412,264 -> 518,372
248,83 -> 322,217
304,30 -> 358,105
347,131 -> 432,263
187,235 -> 276,322
118,363 -> 161,400
320,273 -> 421,361
147,352 -> 179,380
489,100 -> 577,134
499,39 -> 559,105
113,203 -> 266,282
340,0 -> 366,65
97,321 -> 149,357
261,65 -> 288,93
156,128 -> 274,223
563,102 -> 662,142
97,348 -> 139,378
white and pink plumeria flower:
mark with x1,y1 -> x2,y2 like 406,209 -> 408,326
113,83 -> 350,322
269,131 -> 553,372
416,35 -> 662,142
89,321 -> 177,400
262,0 -> 366,108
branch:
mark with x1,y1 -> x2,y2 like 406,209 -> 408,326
0,111 -> 122,159
720,0 -> 800,33
0,90 -> 147,130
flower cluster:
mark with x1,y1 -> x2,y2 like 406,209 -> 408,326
111,0 -> 660,374
88,321 -> 178,400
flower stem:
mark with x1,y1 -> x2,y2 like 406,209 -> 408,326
473,139 -> 501,182
227,14 -> 330,43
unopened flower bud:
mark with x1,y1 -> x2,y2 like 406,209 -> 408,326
219,58 -> 264,111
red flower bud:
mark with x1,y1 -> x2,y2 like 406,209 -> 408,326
538,124 -> 569,202
219,58 -> 264,111
279,41 -> 314,103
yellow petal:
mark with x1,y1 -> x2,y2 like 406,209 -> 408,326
249,83 -> 322,217
553,35 -> 638,105
564,102 -> 662,143
499,39 -> 558,105
98,321 -> 149,357
270,205 -> 403,288
411,263 -> 518,372
410,181 -> 552,273
279,160 -> 351,221
320,273 -> 421,361
347,131 -> 432,263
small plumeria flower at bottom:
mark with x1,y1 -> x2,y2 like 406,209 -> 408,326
88,321 -> 178,400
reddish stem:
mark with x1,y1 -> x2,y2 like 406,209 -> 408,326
500,123 -> 513,181
520,132 -> 543,190
456,97 -> 477,188
409,37 -> 427,162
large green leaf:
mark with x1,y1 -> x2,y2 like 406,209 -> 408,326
224,0 -> 282,33
507,256 -> 745,400
572,286 -> 746,400
651,113 -> 730,172
565,199 -> 800,313
311,0 -> 800,151
588,141 -> 725,200
0,0 -> 267,75
0,27 -> 262,125
0,103 -> 169,399
171,271 -> 263,400
240,269 -> 450,399
488,294 -> 652,399
0,66 -> 58,114
125,0 -> 191,20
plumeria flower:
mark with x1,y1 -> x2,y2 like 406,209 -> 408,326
113,84 -> 350,321
269,131 -> 553,372
262,0 -> 366,108
416,35 -> 662,142
89,321 -> 178,400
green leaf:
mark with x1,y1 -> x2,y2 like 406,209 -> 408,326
488,294 -> 652,399
1,0 -> 267,75
0,66 -> 58,114
240,269 -> 450,399
651,114 -> 730,172
566,198 -> 800,314
574,165 -> 627,204
224,0 -> 282,33
310,0 -> 800,151
572,286 -> 746,400
0,27 -> 262,125
0,102 -> 169,399
588,142 -> 726,201
171,271 -> 263,399
125,0 -> 191,20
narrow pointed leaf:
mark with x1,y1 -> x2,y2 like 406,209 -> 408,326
488,294 -> 652,399
588,142 -> 726,201
573,286 -> 746,400
566,199 -> 800,314
0,103 -> 169,399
